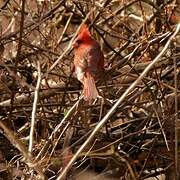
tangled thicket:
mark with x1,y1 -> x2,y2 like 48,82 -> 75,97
0,0 -> 180,179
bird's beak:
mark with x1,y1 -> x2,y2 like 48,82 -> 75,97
72,41 -> 78,48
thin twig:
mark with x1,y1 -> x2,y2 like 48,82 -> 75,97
152,105 -> 170,151
29,61 -> 41,153
9,0 -> 26,121
57,6 -> 75,45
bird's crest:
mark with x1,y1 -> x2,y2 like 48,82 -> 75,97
78,24 -> 91,39
73,24 -> 92,48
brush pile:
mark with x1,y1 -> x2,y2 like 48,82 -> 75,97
0,0 -> 179,179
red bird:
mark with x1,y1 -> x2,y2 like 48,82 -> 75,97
73,25 -> 104,101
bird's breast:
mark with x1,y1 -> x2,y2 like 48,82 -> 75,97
75,66 -> 84,83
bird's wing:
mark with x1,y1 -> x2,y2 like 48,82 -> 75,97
86,44 -> 104,75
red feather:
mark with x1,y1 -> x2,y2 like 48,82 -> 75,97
73,25 -> 104,101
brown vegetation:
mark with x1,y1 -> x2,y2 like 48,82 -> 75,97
0,0 -> 180,179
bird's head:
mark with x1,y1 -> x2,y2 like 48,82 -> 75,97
73,24 -> 91,48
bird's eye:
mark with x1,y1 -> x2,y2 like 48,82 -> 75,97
76,39 -> 83,44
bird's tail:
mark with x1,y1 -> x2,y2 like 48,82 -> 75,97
83,71 -> 98,101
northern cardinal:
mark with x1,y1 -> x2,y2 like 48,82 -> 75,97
73,25 -> 104,101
